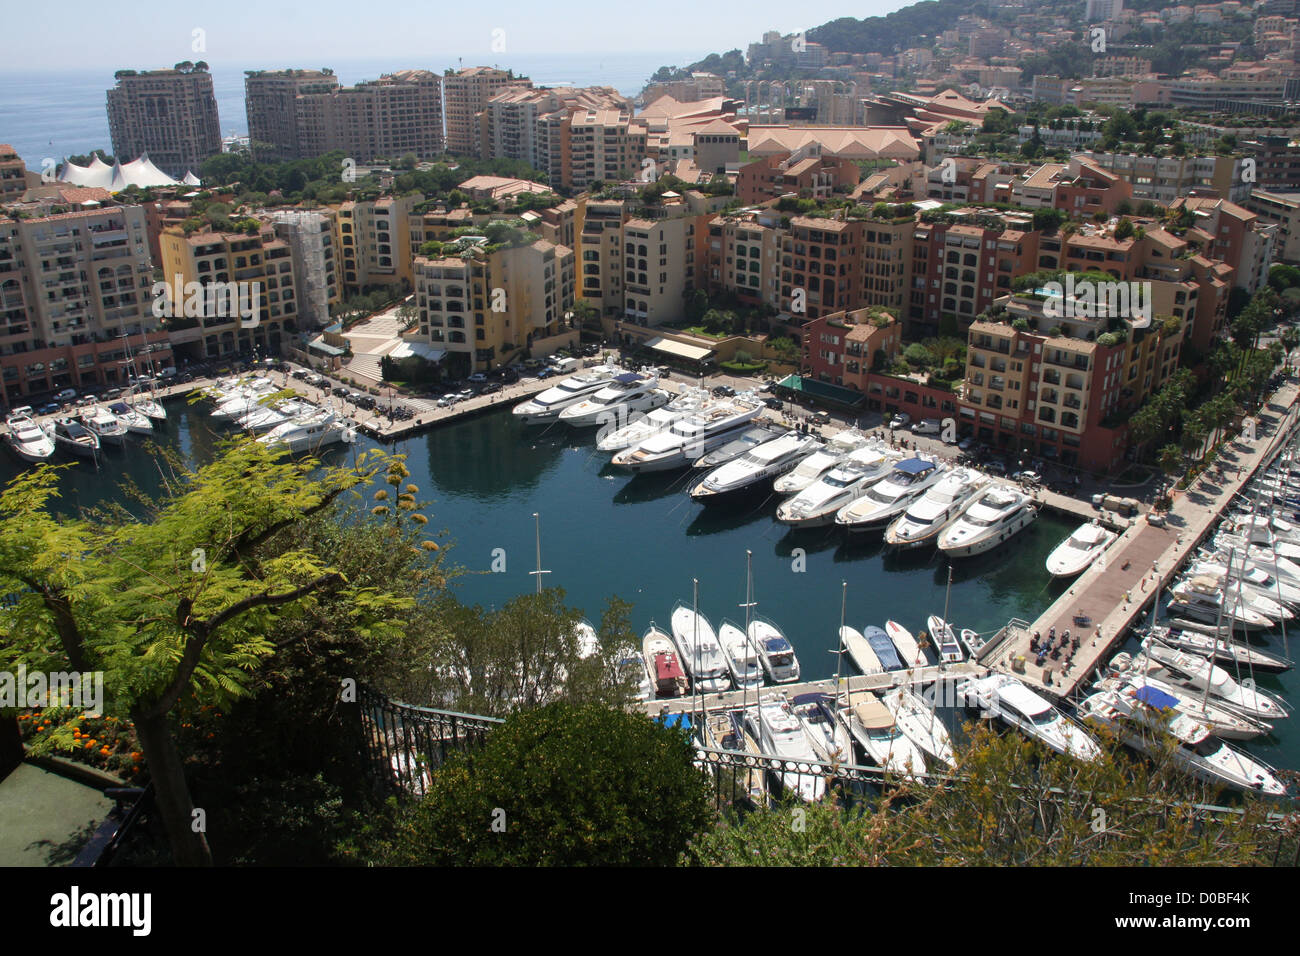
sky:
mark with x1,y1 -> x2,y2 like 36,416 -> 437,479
8,0 -> 914,71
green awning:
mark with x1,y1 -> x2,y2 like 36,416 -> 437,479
776,374 -> 866,409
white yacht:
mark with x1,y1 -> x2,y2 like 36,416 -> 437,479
1145,624 -> 1291,673
45,418 -> 100,459
211,380 -> 279,421
511,366 -> 620,425
1130,641 -> 1289,723
885,619 -> 928,669
774,444 -> 897,527
5,409 -> 55,463
691,431 -> 820,503
716,619 -> 764,689
1092,671 -> 1271,741
127,389 -> 167,424
884,467 -> 987,550
1228,517 -> 1300,561
613,646 -> 654,702
925,615 -> 965,664
836,457 -> 945,533
79,405 -> 128,446
107,401 -> 153,436
1078,690 -> 1286,795
937,485 -> 1037,558
772,428 -> 868,496
883,686 -> 956,768
790,692 -> 854,765
611,395 -> 764,473
669,603 -> 732,693
837,695 -> 927,779
1208,533 -> 1300,585
958,674 -> 1102,762
752,694 -> 826,802
237,398 -> 316,433
595,387 -> 709,452
839,625 -> 883,676
557,370 -> 667,427
1186,557 -> 1300,611
573,620 -> 600,659
692,423 -> 787,470
642,624 -> 687,699
1045,520 -> 1116,578
748,616 -> 801,684
1166,575 -> 1271,631
258,409 -> 353,454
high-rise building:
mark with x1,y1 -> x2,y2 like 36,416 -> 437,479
443,67 -> 531,156
106,66 -> 222,177
295,70 -> 445,162
0,145 -> 31,203
335,195 -> 419,294
0,205 -> 172,402
269,209 -> 341,328
244,69 -> 341,161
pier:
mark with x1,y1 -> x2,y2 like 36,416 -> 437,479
986,379 -> 1300,700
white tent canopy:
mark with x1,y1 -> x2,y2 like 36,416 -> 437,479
58,153 -> 195,192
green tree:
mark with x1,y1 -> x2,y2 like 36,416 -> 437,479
366,701 -> 714,865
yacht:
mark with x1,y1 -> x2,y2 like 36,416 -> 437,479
258,409 -> 353,454
937,485 -> 1037,558
573,620 -> 600,659
716,619 -> 764,689
1144,624 -> 1291,673
728,708 -> 771,808
840,625 -> 884,676
835,457 -> 945,533
863,625 -> 904,671
613,645 -> 654,702
690,431 -> 820,503
692,423 -> 786,470
1228,517 -> 1300,561
1208,533 -> 1300,585
772,428 -> 869,496
1186,557 -> 1300,610
1092,671 -> 1271,741
557,370 -> 667,427
883,686 -> 956,768
611,395 -> 764,472
1078,690 -> 1286,795
884,467 -> 987,550
107,401 -> 153,436
958,674 -> 1102,762
885,619 -> 928,668
925,615 -> 965,664
211,380 -> 279,421
774,444 -> 897,527
127,389 -> 167,424
79,405 -> 128,446
1166,576 -> 1271,631
595,387 -> 709,452
511,366 -> 621,425
790,693 -> 854,765
5,409 -> 55,463
45,418 -> 100,459
748,616 -> 801,683
237,398 -> 317,433
1045,520 -> 1116,578
837,696 -> 927,779
1129,641 -> 1289,723
642,624 -> 686,698
669,603 -> 732,693
752,694 -> 826,803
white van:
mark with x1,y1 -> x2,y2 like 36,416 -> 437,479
549,356 -> 579,374
911,418 -> 942,436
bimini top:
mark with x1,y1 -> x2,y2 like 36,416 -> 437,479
613,372 -> 645,385
895,457 -> 934,475
1133,684 -> 1180,710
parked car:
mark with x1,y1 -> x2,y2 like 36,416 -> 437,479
523,358 -> 544,369
712,385 -> 735,397
889,412 -> 911,429
763,397 -> 782,410
55,388 -> 77,402
332,386 -> 349,398
37,402 -> 61,415
810,411 -> 831,426
911,418 -> 942,436
437,394 -> 457,407
468,372 -> 487,383
535,368 -> 553,379
482,381 -> 503,394
958,436 -> 976,452
500,368 -> 519,384
291,369 -> 309,380
456,389 -> 474,401
985,459 -> 1008,475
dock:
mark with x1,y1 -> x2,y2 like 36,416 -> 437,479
986,380 -> 1300,699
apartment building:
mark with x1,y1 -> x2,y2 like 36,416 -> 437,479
158,223 -> 296,361
781,217 -> 866,322
1,146 -> 30,203
567,109 -> 648,190
909,220 -> 1039,338
268,209 -> 341,329
244,69 -> 341,161
1010,159 -> 1132,215
1242,136 -> 1300,191
1077,150 -> 1251,204
335,195 -> 418,294
623,216 -> 700,327
703,210 -> 783,310
576,198 -> 628,322
413,237 -> 575,373
1169,195 -> 1274,293
443,67 -> 530,157
481,85 -> 630,172
106,67 -> 222,177
736,152 -> 860,204
801,307 -> 903,392
0,205 -> 172,402
1244,188 -> 1300,264
294,70 -> 445,162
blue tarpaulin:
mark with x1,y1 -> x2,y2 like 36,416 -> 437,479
1135,685 -> 1181,710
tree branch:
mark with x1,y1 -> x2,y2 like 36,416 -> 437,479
14,575 -> 89,673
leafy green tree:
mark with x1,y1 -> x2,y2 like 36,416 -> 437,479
365,701 -> 714,865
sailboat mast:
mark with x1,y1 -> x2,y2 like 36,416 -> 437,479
1201,548 -> 1234,714
530,512 -> 549,594
692,577 -> 702,740
740,550 -> 756,723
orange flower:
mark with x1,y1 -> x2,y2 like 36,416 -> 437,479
131,752 -> 142,762
84,741 -> 94,749
99,747 -> 111,755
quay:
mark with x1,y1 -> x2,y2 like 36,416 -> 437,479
985,380 -> 1300,700
639,661 -> 987,717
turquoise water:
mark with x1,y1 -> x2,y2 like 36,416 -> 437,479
7,395 -> 1297,775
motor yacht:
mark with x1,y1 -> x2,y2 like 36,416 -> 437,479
1128,641 -> 1289,723
1165,575 -> 1271,631
79,405 -> 128,446
5,409 -> 55,463
1078,690 -> 1286,795
748,616 -> 801,683
642,624 -> 687,699
1144,623 -> 1291,673
691,423 -> 786,470
45,417 -> 99,459
1092,671 -> 1270,741
958,674 -> 1102,762
925,615 -> 965,664
774,444 -> 897,526
883,686 -> 956,768
790,692 -> 854,765
835,457 -> 945,533
511,366 -> 621,425
257,409 -> 353,454
691,431 -> 820,503
237,398 -> 317,433
595,387 -> 709,452
107,401 -> 153,436
716,619 -> 764,689
884,467 -> 987,550
1193,553 -> 1300,607
1045,520 -> 1116,578
611,395 -> 764,472
613,645 -> 655,702
772,428 -> 869,496
557,370 -> 668,427
669,603 -> 732,693
937,485 -> 1037,558
837,695 -> 927,779
211,380 -> 279,421
752,694 -> 826,802
1186,558 -> 1300,611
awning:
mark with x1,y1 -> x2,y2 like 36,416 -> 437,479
388,341 -> 447,362
643,336 -> 714,362
307,337 -> 345,357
